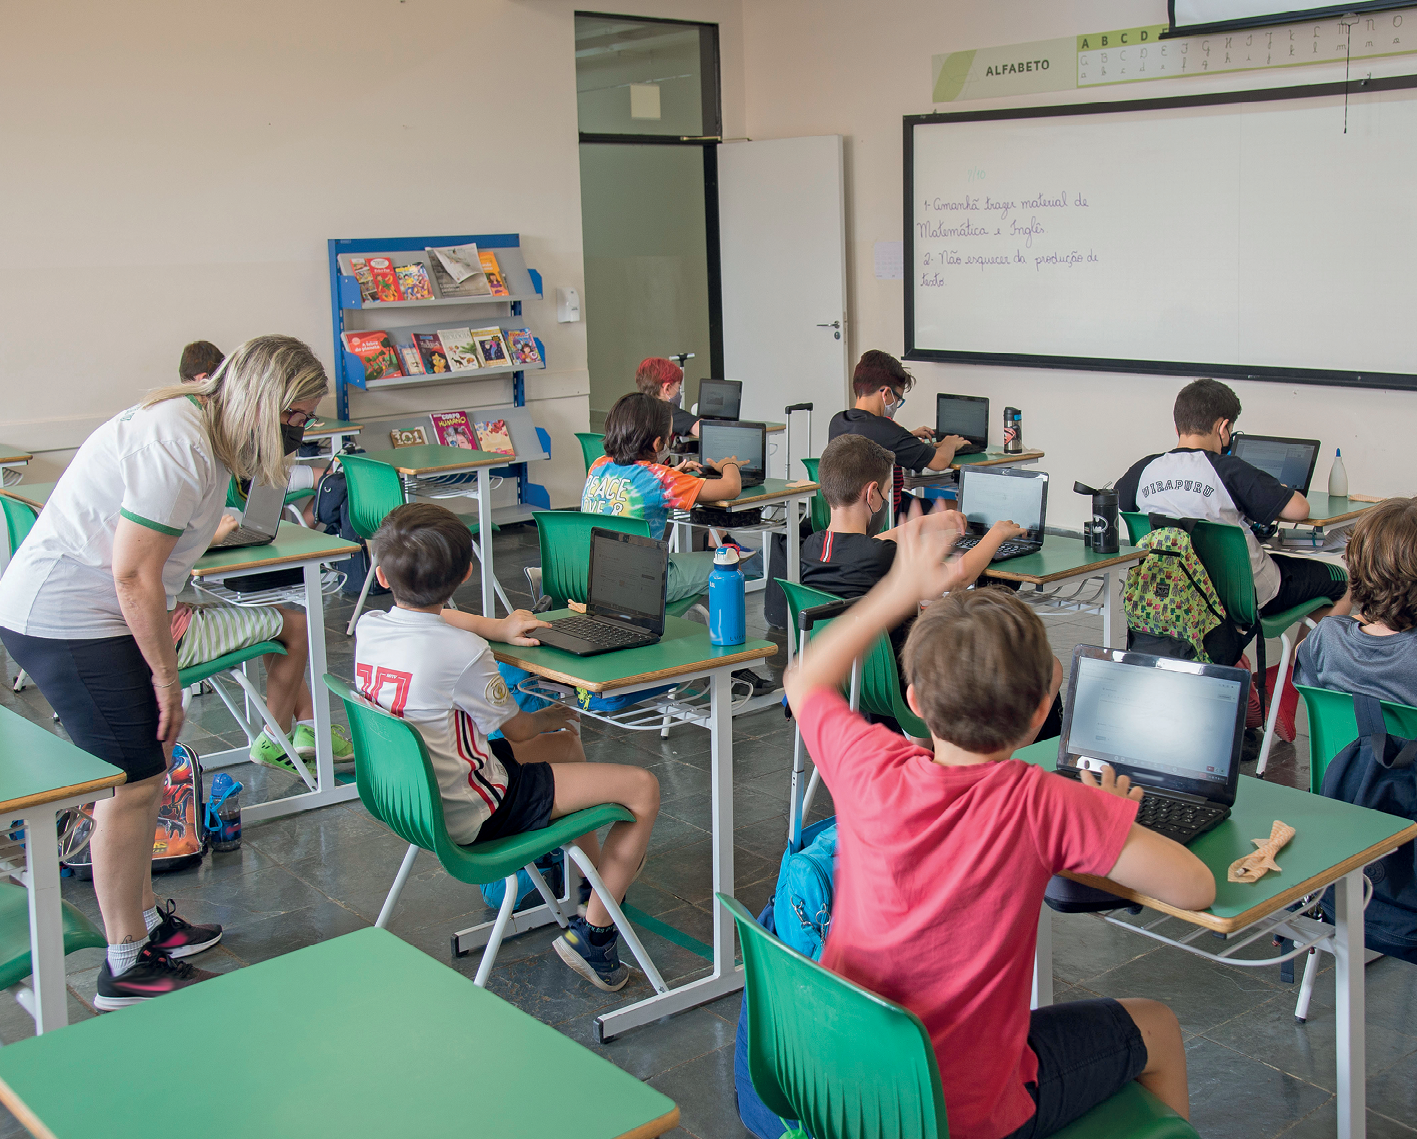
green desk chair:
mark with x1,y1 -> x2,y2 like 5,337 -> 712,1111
0,880 -> 104,1035
575,432 -> 606,475
798,458 -> 830,534
1,497 -> 38,694
1122,512 -> 1330,776
340,455 -> 408,636
324,675 -> 668,991
721,893 -> 1197,1139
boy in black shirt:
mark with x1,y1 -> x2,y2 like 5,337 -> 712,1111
636,356 -> 700,441
828,350 -> 968,516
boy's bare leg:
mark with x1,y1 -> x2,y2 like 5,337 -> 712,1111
549,764 -> 659,929
510,729 -> 601,865
1118,998 -> 1189,1119
264,607 -> 313,729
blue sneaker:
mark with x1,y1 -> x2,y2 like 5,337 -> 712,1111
480,850 -> 564,912
554,916 -> 630,992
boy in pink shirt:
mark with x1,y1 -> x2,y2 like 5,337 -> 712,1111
784,512 -> 1215,1139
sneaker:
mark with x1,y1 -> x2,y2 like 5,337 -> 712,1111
732,668 -> 777,698
249,730 -> 301,774
292,723 -> 355,763
1241,655 -> 1265,729
554,916 -> 630,992
147,899 -> 222,958
94,946 -> 217,1010
480,850 -> 564,913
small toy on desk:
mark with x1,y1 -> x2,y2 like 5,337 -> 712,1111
1227,820 -> 1296,883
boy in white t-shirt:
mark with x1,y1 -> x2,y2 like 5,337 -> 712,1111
354,503 -> 660,991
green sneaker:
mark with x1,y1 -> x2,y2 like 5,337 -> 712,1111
249,730 -> 300,774
292,723 -> 355,764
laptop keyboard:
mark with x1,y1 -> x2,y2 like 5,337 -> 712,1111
551,616 -> 651,649
210,526 -> 271,549
1134,795 -> 1228,843
952,535 -> 1035,560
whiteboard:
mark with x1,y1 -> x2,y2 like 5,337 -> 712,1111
904,76 -> 1417,389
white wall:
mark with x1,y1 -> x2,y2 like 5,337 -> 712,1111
738,0 -> 1417,529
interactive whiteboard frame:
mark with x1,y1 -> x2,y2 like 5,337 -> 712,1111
902,73 -> 1417,392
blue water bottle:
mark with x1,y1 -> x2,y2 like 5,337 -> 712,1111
205,773 -> 243,852
709,547 -> 746,646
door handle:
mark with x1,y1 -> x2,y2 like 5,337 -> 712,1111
816,320 -> 842,339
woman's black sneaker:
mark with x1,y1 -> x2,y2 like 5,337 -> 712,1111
147,899 -> 223,958
94,945 -> 218,1011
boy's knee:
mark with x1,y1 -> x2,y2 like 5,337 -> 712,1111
632,768 -> 660,819
280,608 -> 308,642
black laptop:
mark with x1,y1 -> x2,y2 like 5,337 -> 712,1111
1055,646 -> 1249,846
935,393 -> 989,456
208,480 -> 285,549
698,420 -> 766,488
696,379 -> 743,422
535,529 -> 669,657
953,466 -> 1048,562
1229,434 -> 1322,495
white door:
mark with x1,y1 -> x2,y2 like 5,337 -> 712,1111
719,136 -> 848,479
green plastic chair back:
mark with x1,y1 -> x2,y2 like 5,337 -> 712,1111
722,893 -> 948,1139
799,457 -> 830,533
0,880 -> 105,991
575,432 -> 607,475
339,454 -> 406,542
325,674 -> 633,885
1,496 -> 37,555
533,511 -> 651,608
1296,684 -> 1417,794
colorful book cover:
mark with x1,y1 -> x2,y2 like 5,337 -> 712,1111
436,327 -> 480,371
366,257 -> 403,303
395,263 -> 434,301
471,327 -> 510,367
505,328 -> 542,366
427,244 -> 492,298
389,426 -> 428,448
399,345 -> 424,376
348,257 -> 377,304
479,250 -> 510,296
474,418 -> 515,456
413,332 -> 449,375
342,331 -> 404,383
431,410 -> 477,450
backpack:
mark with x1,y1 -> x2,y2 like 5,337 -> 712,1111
1320,693 -> 1417,964
1123,524 -> 1231,663
773,818 -> 837,961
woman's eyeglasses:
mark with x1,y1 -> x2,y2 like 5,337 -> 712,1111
282,408 -> 319,428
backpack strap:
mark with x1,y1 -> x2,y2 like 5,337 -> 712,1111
1354,692 -> 1417,770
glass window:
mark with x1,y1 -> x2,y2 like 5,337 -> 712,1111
575,13 -> 719,138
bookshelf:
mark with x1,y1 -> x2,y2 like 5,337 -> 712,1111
327,233 -> 549,523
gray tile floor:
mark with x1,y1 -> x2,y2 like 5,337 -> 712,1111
0,525 -> 1411,1138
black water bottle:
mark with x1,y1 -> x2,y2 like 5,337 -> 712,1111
1074,482 -> 1120,554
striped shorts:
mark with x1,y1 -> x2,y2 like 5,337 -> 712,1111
175,604 -> 284,669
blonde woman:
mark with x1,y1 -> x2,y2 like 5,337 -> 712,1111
0,335 -> 336,1008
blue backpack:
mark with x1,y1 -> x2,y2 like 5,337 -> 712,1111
773,818 -> 837,961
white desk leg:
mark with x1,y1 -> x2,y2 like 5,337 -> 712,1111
1032,903 -> 1053,1010
1334,868 -> 1366,1139
305,562 -> 335,793
477,467 -> 496,617
1102,568 -> 1125,649
24,807 -> 67,1033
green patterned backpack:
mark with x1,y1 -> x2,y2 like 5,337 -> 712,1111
1123,526 -> 1228,662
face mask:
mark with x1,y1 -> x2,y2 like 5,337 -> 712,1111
866,489 -> 889,536
668,389 -> 683,409
882,394 -> 900,420
281,423 -> 304,456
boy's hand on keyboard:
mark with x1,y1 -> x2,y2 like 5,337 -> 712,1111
989,519 -> 1028,542
1079,764 -> 1144,802
212,514 -> 239,545
498,609 -> 553,646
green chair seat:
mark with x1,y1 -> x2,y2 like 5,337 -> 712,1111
452,512 -> 499,536
575,432 -> 607,475
284,488 -> 315,506
450,804 -> 633,885
1258,596 -> 1330,640
0,882 -> 105,992
177,641 -> 285,689
1051,1080 -> 1200,1139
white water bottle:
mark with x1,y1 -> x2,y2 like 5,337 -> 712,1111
1327,448 -> 1348,498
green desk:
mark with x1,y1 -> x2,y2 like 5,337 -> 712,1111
192,523 -> 360,824
1292,492 -> 1381,533
301,417 -> 362,451
950,448 -> 1045,470
984,535 -> 1143,649
493,615 -> 774,1043
0,928 -> 680,1138
0,707 -> 123,1034
1015,739 -> 1417,1139
0,483 -> 54,513
360,444 -> 509,617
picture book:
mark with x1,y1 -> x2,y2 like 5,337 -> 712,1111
479,250 -> 510,296
395,262 -> 434,301
471,327 -> 510,367
413,332 -> 450,375
389,426 -> 429,448
505,328 -> 542,366
436,327 -> 480,372
342,331 -> 404,383
367,257 -> 403,303
348,257 -> 377,304
430,410 -> 477,450
473,417 -> 515,457
399,346 -> 425,376
427,244 -> 492,298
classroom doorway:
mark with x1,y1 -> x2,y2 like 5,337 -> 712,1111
575,12 -> 722,428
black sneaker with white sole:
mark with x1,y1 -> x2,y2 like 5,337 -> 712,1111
94,945 -> 218,1010
147,899 -> 222,958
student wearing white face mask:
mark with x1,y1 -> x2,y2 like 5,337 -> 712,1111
828,350 -> 968,518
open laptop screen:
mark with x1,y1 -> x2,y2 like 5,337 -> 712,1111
1062,653 -> 1243,790
1229,434 -> 1320,494
958,468 -> 1046,540
588,530 -> 667,631
936,394 -> 989,445
699,421 -> 765,476
696,379 -> 742,420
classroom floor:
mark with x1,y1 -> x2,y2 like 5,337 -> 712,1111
1,523 -> 1413,1139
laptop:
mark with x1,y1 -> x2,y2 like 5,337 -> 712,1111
1229,434 -> 1322,495
535,529 -> 669,657
953,466 -> 1048,562
208,481 -> 286,549
935,393 -> 989,456
1054,645 -> 1249,846
696,379 -> 743,422
698,420 -> 767,488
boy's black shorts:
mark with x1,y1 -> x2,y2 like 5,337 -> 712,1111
1261,554 -> 1348,618
1001,998 -> 1148,1139
472,742 -> 556,843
